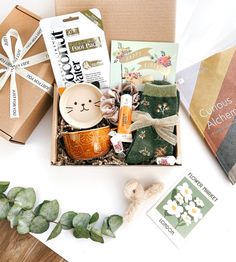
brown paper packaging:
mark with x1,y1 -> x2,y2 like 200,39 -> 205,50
51,0 -> 181,166
55,0 -> 176,50
0,6 -> 54,144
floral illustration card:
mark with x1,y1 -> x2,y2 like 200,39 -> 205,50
147,172 -> 218,247
110,40 -> 178,90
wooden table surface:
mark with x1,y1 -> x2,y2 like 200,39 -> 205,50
0,221 -> 66,262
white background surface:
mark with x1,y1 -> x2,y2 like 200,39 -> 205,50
0,1 -> 236,261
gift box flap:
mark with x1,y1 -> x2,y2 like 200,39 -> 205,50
16,5 -> 41,20
55,0 -> 176,50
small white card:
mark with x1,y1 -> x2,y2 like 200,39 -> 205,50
147,172 -> 218,247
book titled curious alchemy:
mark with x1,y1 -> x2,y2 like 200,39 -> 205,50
177,46 -> 236,184
111,40 -> 178,90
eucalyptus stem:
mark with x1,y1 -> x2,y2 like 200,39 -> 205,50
0,182 -> 123,244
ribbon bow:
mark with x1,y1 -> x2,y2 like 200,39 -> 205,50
0,27 -> 52,118
130,111 -> 179,145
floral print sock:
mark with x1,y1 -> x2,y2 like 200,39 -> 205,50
126,81 -> 179,164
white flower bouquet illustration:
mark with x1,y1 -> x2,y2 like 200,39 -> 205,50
163,182 -> 204,229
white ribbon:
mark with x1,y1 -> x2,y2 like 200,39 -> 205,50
0,27 -> 52,118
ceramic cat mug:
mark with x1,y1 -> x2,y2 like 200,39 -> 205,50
59,83 -> 103,129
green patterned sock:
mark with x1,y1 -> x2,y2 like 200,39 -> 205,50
126,82 -> 179,164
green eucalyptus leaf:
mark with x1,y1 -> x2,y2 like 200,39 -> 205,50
60,211 -> 77,230
72,213 -> 91,228
0,182 -> 10,194
90,228 -> 104,243
39,200 -> 59,222
73,226 -> 90,239
17,223 -> 30,235
15,188 -> 36,210
87,212 -> 99,230
47,223 -> 62,241
0,198 -> 10,220
89,212 -> 99,225
7,187 -> 24,202
0,194 -> 6,199
17,210 -> 35,234
30,216 -> 49,234
7,204 -> 22,228
18,210 -> 35,224
101,217 -> 115,238
108,215 -> 123,233
34,200 -> 50,216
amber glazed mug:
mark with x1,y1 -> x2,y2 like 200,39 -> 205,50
62,126 -> 111,160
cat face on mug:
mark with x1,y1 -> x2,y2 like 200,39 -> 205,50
64,87 -> 101,125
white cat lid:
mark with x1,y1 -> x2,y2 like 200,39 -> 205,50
59,83 -> 103,129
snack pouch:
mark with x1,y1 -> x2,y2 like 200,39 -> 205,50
40,9 -> 110,93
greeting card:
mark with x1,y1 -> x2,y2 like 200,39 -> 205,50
111,40 -> 178,90
147,172 -> 218,247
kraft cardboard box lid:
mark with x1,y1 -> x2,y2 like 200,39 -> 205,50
55,0 -> 176,49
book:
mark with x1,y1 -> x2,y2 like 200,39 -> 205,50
110,40 -> 178,90
177,46 -> 236,184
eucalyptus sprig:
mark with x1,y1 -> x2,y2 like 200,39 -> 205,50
0,182 -> 123,244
